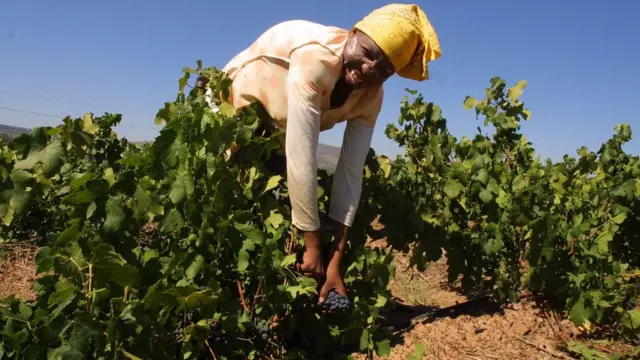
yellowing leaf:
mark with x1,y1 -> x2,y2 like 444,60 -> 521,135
103,167 -> 116,186
265,210 -> 284,229
121,349 -> 143,360
263,175 -> 282,194
218,102 -> 236,118
378,157 -> 391,178
82,113 -> 100,134
507,80 -> 528,103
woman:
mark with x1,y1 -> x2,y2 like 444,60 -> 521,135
201,3 -> 441,305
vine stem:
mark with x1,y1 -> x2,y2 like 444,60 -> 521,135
204,340 -> 218,360
251,278 -> 262,318
87,264 -> 93,311
237,280 -> 249,312
282,228 -> 297,288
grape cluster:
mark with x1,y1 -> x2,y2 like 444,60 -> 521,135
321,291 -> 351,312
256,320 -> 270,340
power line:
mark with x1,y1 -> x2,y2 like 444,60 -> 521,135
0,105 -> 159,130
0,106 -> 61,119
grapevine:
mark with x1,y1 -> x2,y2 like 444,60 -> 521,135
0,64 -> 638,360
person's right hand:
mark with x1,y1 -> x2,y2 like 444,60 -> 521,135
296,231 -> 325,280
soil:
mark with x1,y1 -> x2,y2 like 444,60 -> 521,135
354,255 -> 581,359
0,243 -> 636,360
0,244 -> 38,302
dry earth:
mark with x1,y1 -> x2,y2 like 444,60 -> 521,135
0,243 -> 636,360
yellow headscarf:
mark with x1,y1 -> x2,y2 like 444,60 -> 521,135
354,3 -> 442,81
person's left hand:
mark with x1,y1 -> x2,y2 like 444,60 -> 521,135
318,261 -> 347,305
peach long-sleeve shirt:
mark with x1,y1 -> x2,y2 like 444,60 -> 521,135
212,20 -> 384,231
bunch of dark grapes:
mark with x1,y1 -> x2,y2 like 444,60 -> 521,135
321,291 -> 351,312
256,320 -> 270,340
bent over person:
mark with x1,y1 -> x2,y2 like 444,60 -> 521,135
201,3 -> 441,305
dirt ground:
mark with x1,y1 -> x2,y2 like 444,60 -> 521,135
0,244 -> 38,302
0,243 -> 636,360
352,253 -> 576,360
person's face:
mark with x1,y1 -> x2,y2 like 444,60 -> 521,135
342,29 -> 395,88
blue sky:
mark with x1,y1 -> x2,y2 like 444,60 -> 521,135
1,0 -> 638,161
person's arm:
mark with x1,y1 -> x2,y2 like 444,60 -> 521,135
328,87 -> 383,253
285,45 -> 341,233
315,89 -> 382,302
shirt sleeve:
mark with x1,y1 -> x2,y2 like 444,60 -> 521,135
328,87 -> 383,227
285,44 -> 341,232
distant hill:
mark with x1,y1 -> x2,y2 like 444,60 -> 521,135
316,143 -> 341,171
1,124 -> 343,172
0,124 -> 31,142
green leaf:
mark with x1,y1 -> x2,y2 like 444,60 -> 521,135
280,254 -> 297,268
170,175 -> 195,204
285,277 -> 317,297
611,213 -> 626,224
0,200 -> 14,226
68,316 -> 101,353
569,296 -> 593,326
234,222 -> 266,245
134,185 -> 152,217
596,229 -> 613,254
186,255 -> 205,280
40,140 -> 65,177
479,188 -> 493,204
444,179 -> 464,199
407,343 -> 426,360
161,208 -> 184,233
620,310 -> 640,330
218,102 -> 236,118
13,140 -> 65,177
475,168 -> 489,184
10,188 -> 32,216
463,96 -> 478,110
264,210 -> 284,229
237,249 -> 250,272
49,345 -> 84,360
511,174 -> 528,193
48,283 -> 77,316
183,289 -> 216,310
359,329 -> 371,351
92,244 -> 140,287
375,294 -> 388,308
103,195 -> 125,233
376,340 -> 391,357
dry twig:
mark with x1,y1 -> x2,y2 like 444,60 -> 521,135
517,337 -> 574,360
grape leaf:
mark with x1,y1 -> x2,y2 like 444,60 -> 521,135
263,175 -> 282,194
103,195 -> 125,233
376,340 -> 391,357
444,179 -> 464,199
620,310 -> 640,330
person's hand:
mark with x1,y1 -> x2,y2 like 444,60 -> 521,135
296,231 -> 325,280
318,259 -> 347,305
318,220 -> 350,305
